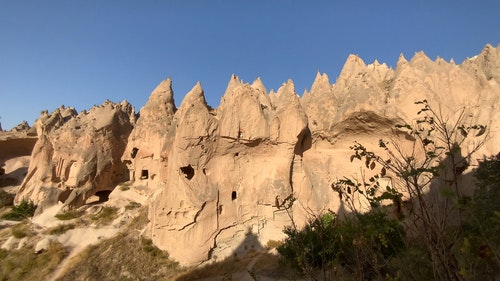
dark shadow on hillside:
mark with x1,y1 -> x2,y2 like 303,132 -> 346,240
175,228 -> 298,281
0,166 -> 28,187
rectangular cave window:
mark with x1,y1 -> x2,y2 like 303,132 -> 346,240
140,169 -> 149,180
231,191 -> 237,200
131,147 -> 139,159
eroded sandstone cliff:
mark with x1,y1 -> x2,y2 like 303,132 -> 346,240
15,101 -> 135,211
14,43 -> 500,266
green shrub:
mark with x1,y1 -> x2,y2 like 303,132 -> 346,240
1,200 -> 36,221
278,210 -> 405,279
456,154 -> 500,280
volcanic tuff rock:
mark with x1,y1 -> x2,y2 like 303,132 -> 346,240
15,101 -> 135,211
122,78 -> 176,189
145,44 -> 500,265
0,124 -> 37,188
12,44 -> 500,266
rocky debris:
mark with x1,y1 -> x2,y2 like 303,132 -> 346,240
15,101 -> 135,211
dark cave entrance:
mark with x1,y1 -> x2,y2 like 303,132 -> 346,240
180,165 -> 194,180
141,169 -> 149,180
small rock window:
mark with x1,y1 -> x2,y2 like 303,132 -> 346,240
180,165 -> 194,180
140,169 -> 149,180
231,191 -> 237,200
131,147 -> 139,159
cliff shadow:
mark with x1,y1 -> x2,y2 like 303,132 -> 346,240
175,228 -> 297,280
0,166 -> 28,187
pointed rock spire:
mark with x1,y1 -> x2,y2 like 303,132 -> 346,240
140,78 -> 176,119
223,74 -> 244,98
310,71 -> 331,96
179,81 -> 207,109
410,51 -> 432,65
251,77 -> 268,95
395,53 -> 408,71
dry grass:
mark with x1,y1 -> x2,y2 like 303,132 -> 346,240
0,241 -> 67,281
55,209 -> 83,221
46,223 -> 76,235
90,206 -> 118,225
10,222 -> 32,238
56,208 -> 187,281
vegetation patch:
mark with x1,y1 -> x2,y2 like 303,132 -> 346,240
1,200 -> 36,221
47,223 -> 76,235
57,209 -> 185,281
0,242 -> 67,281
55,209 -> 83,221
90,206 -> 118,225
10,222 -> 32,239
125,201 -> 141,210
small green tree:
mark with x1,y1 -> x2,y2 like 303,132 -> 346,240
332,100 -> 488,280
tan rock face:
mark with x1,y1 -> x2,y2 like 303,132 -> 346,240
13,44 -> 500,266
0,128 -> 37,187
145,44 -> 500,266
147,76 -> 309,265
15,101 -> 134,210
122,78 -> 176,189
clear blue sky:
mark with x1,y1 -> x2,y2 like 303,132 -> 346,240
1,0 -> 499,130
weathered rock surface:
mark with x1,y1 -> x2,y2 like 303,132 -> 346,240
0,124 -> 38,187
145,44 -> 500,266
121,78 -> 176,190
15,101 -> 135,211
12,44 -> 500,266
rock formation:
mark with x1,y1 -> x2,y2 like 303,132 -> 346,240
145,44 -> 500,266
15,101 -> 135,211
12,43 -> 500,266
0,122 -> 38,187
121,78 -> 176,191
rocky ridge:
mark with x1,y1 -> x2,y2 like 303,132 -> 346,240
6,43 -> 500,267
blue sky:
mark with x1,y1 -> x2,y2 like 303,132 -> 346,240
1,1 -> 499,130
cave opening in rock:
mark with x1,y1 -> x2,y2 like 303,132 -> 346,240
95,190 -> 112,202
232,191 -> 237,200
180,165 -> 194,180
131,147 -> 139,159
140,169 -> 149,179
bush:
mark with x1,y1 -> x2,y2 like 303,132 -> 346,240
1,200 -> 36,221
278,210 -> 405,280
456,154 -> 500,280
